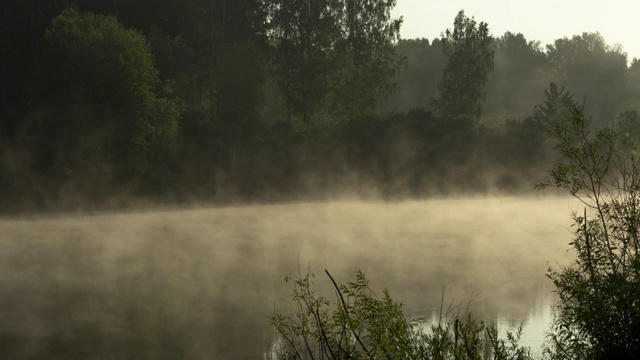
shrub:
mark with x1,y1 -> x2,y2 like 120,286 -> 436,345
539,100 -> 640,359
268,267 -> 532,359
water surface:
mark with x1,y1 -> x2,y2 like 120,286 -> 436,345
0,196 -> 577,358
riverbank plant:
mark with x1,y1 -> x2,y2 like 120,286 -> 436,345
268,267 -> 532,360
538,99 -> 640,359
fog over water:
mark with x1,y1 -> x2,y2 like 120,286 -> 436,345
0,196 -> 577,359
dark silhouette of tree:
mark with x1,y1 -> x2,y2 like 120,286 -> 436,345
532,82 -> 575,126
547,32 -> 628,126
267,0 -> 403,124
138,0 -> 270,179
268,0 -> 342,124
0,0 -> 71,140
385,38 -> 446,112
435,10 -> 494,122
4,2 -> 640,209
485,32 -> 550,119
331,0 -> 404,119
28,8 -> 182,190
616,109 -> 640,144
625,58 -> 640,112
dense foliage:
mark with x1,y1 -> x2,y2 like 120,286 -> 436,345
39,8 -> 181,190
435,10 -> 494,122
1,2 -> 640,212
267,0 -> 404,123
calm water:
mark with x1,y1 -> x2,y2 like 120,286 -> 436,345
0,196 -> 577,359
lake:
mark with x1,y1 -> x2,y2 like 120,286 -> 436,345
0,196 -> 577,359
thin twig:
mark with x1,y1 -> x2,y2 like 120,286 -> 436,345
325,269 -> 374,359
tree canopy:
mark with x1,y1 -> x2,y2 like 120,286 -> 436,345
435,10 -> 494,122
547,32 -> 628,125
32,8 -> 182,190
2,3 -> 640,209
267,0 -> 403,123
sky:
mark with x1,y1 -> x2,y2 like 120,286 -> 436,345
392,0 -> 640,60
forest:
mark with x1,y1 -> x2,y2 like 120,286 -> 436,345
2,0 -> 640,213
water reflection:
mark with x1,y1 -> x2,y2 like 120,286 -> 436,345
0,197 -> 576,359
496,295 -> 554,355
266,295 -> 555,358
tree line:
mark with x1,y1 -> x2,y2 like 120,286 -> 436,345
391,30 -> 640,122
1,1 -> 640,212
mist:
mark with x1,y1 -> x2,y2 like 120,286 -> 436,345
0,196 -> 576,358
3,4 -> 639,211
2,2 -> 639,358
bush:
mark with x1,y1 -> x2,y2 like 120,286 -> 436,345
268,267 -> 532,359
539,100 -> 640,359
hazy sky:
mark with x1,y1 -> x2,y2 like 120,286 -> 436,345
392,0 -> 640,60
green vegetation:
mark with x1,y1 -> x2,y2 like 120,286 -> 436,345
269,269 -> 532,359
2,1 -> 640,357
269,84 -> 640,359
2,2 -> 640,210
435,10 -> 494,122
36,8 -> 182,190
538,98 -> 640,359
267,0 -> 403,124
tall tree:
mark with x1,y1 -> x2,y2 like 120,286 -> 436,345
547,32 -> 628,126
386,38 -> 447,112
268,0 -> 342,124
0,0 -> 71,140
331,0 -> 404,119
435,10 -> 494,122
142,0 -> 269,172
615,109 -> 640,144
28,8 -> 182,190
484,32 -> 550,119
532,82 -> 575,126
267,0 -> 403,124
627,58 -> 640,112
